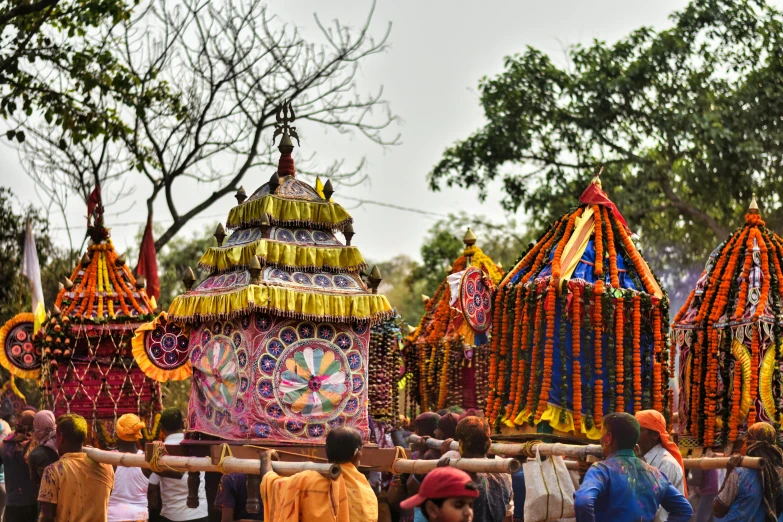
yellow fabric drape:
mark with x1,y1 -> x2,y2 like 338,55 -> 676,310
199,240 -> 366,273
168,285 -> 394,324
340,463 -> 379,522
131,312 -> 192,382
262,470 -> 349,522
512,403 -> 602,440
227,195 -> 352,231
560,208 -> 595,283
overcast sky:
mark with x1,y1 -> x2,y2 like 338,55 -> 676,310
1,0 -> 726,263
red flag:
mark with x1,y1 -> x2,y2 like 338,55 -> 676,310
86,185 -> 101,223
135,213 -> 160,300
579,182 -> 632,234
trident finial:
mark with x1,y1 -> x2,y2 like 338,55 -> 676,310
591,164 -> 604,187
272,100 -> 300,148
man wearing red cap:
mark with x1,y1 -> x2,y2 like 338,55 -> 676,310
400,467 -> 479,522
635,410 -> 687,522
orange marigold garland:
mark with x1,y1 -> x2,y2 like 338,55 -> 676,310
511,295 -> 530,420
568,286 -> 581,433
593,206 -> 604,278
603,207 -> 620,289
505,286 -> 525,420
651,306 -> 663,412
633,295 -> 642,413
486,287 -> 505,419
593,280 -> 604,422
536,283 -> 557,419
615,295 -> 625,412
525,294 -> 544,422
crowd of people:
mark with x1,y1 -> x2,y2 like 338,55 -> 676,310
0,405 -> 777,521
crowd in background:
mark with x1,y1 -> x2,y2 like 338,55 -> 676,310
0,405 -> 776,522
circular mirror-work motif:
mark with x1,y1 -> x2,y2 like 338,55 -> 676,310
5,321 -> 40,371
307,424 -> 325,438
146,321 -> 189,371
252,422 -> 271,439
254,320 -> 368,440
352,322 -> 368,335
293,273 -> 312,286
459,266 -> 493,333
191,321 -> 249,427
294,230 -> 313,243
276,229 -> 294,242
318,325 -> 335,340
297,323 -> 315,339
277,342 -> 348,417
255,313 -> 272,332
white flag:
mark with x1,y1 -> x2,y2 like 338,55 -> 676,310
21,221 -> 45,332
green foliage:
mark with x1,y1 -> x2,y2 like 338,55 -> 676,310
0,188 -> 60,321
0,0 -> 174,142
155,225 -> 216,311
430,0 -> 783,302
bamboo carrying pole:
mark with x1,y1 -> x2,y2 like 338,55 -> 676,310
406,436 -> 765,469
683,457 -> 764,470
84,448 -> 342,479
407,434 -> 604,458
392,457 -> 520,474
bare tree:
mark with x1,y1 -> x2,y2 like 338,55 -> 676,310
18,0 -> 398,251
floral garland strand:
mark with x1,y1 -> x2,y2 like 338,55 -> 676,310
517,290 -> 537,421
525,293 -> 544,424
503,220 -> 562,285
633,295 -> 642,413
572,284 -> 583,431
652,306 -> 663,412
486,286 -> 507,419
511,296 -> 530,420
593,280 -> 605,423
521,220 -> 567,285
603,207 -> 620,289
559,292 -> 568,424
615,294 -> 625,411
593,206 -> 604,278
536,282 -> 557,419
505,285 -> 525,421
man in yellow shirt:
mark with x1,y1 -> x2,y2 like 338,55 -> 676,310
38,414 -> 115,522
261,426 -> 378,522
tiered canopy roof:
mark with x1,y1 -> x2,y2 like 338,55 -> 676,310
486,177 -> 669,439
673,196 -> 783,448
54,241 -> 155,329
167,107 -> 392,326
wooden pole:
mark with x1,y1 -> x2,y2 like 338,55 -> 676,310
84,448 -> 341,479
392,457 -> 520,475
407,434 -> 604,458
683,457 -> 764,470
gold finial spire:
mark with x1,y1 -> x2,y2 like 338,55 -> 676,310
463,228 -> 477,246
749,192 -> 759,214
591,164 -> 604,188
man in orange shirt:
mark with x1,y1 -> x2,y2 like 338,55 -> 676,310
38,414 -> 115,522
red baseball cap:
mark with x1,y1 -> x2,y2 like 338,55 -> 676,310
400,467 -> 480,509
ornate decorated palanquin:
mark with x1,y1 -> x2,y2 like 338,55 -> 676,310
133,105 -> 394,443
403,233 -> 503,414
0,212 -> 163,447
673,197 -> 783,452
486,177 -> 670,440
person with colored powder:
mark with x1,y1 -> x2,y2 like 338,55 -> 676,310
27,410 -> 59,491
389,412 -> 441,522
400,466 -> 480,522
635,410 -> 687,522
452,416 -> 513,522
107,414 -> 151,522
574,412 -> 693,522
713,421 -> 783,522
38,414 -> 115,522
0,410 -> 39,522
260,426 -> 377,522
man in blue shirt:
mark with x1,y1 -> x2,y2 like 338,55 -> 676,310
574,412 -> 693,522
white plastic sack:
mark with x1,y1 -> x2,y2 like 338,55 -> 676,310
523,446 -> 576,522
